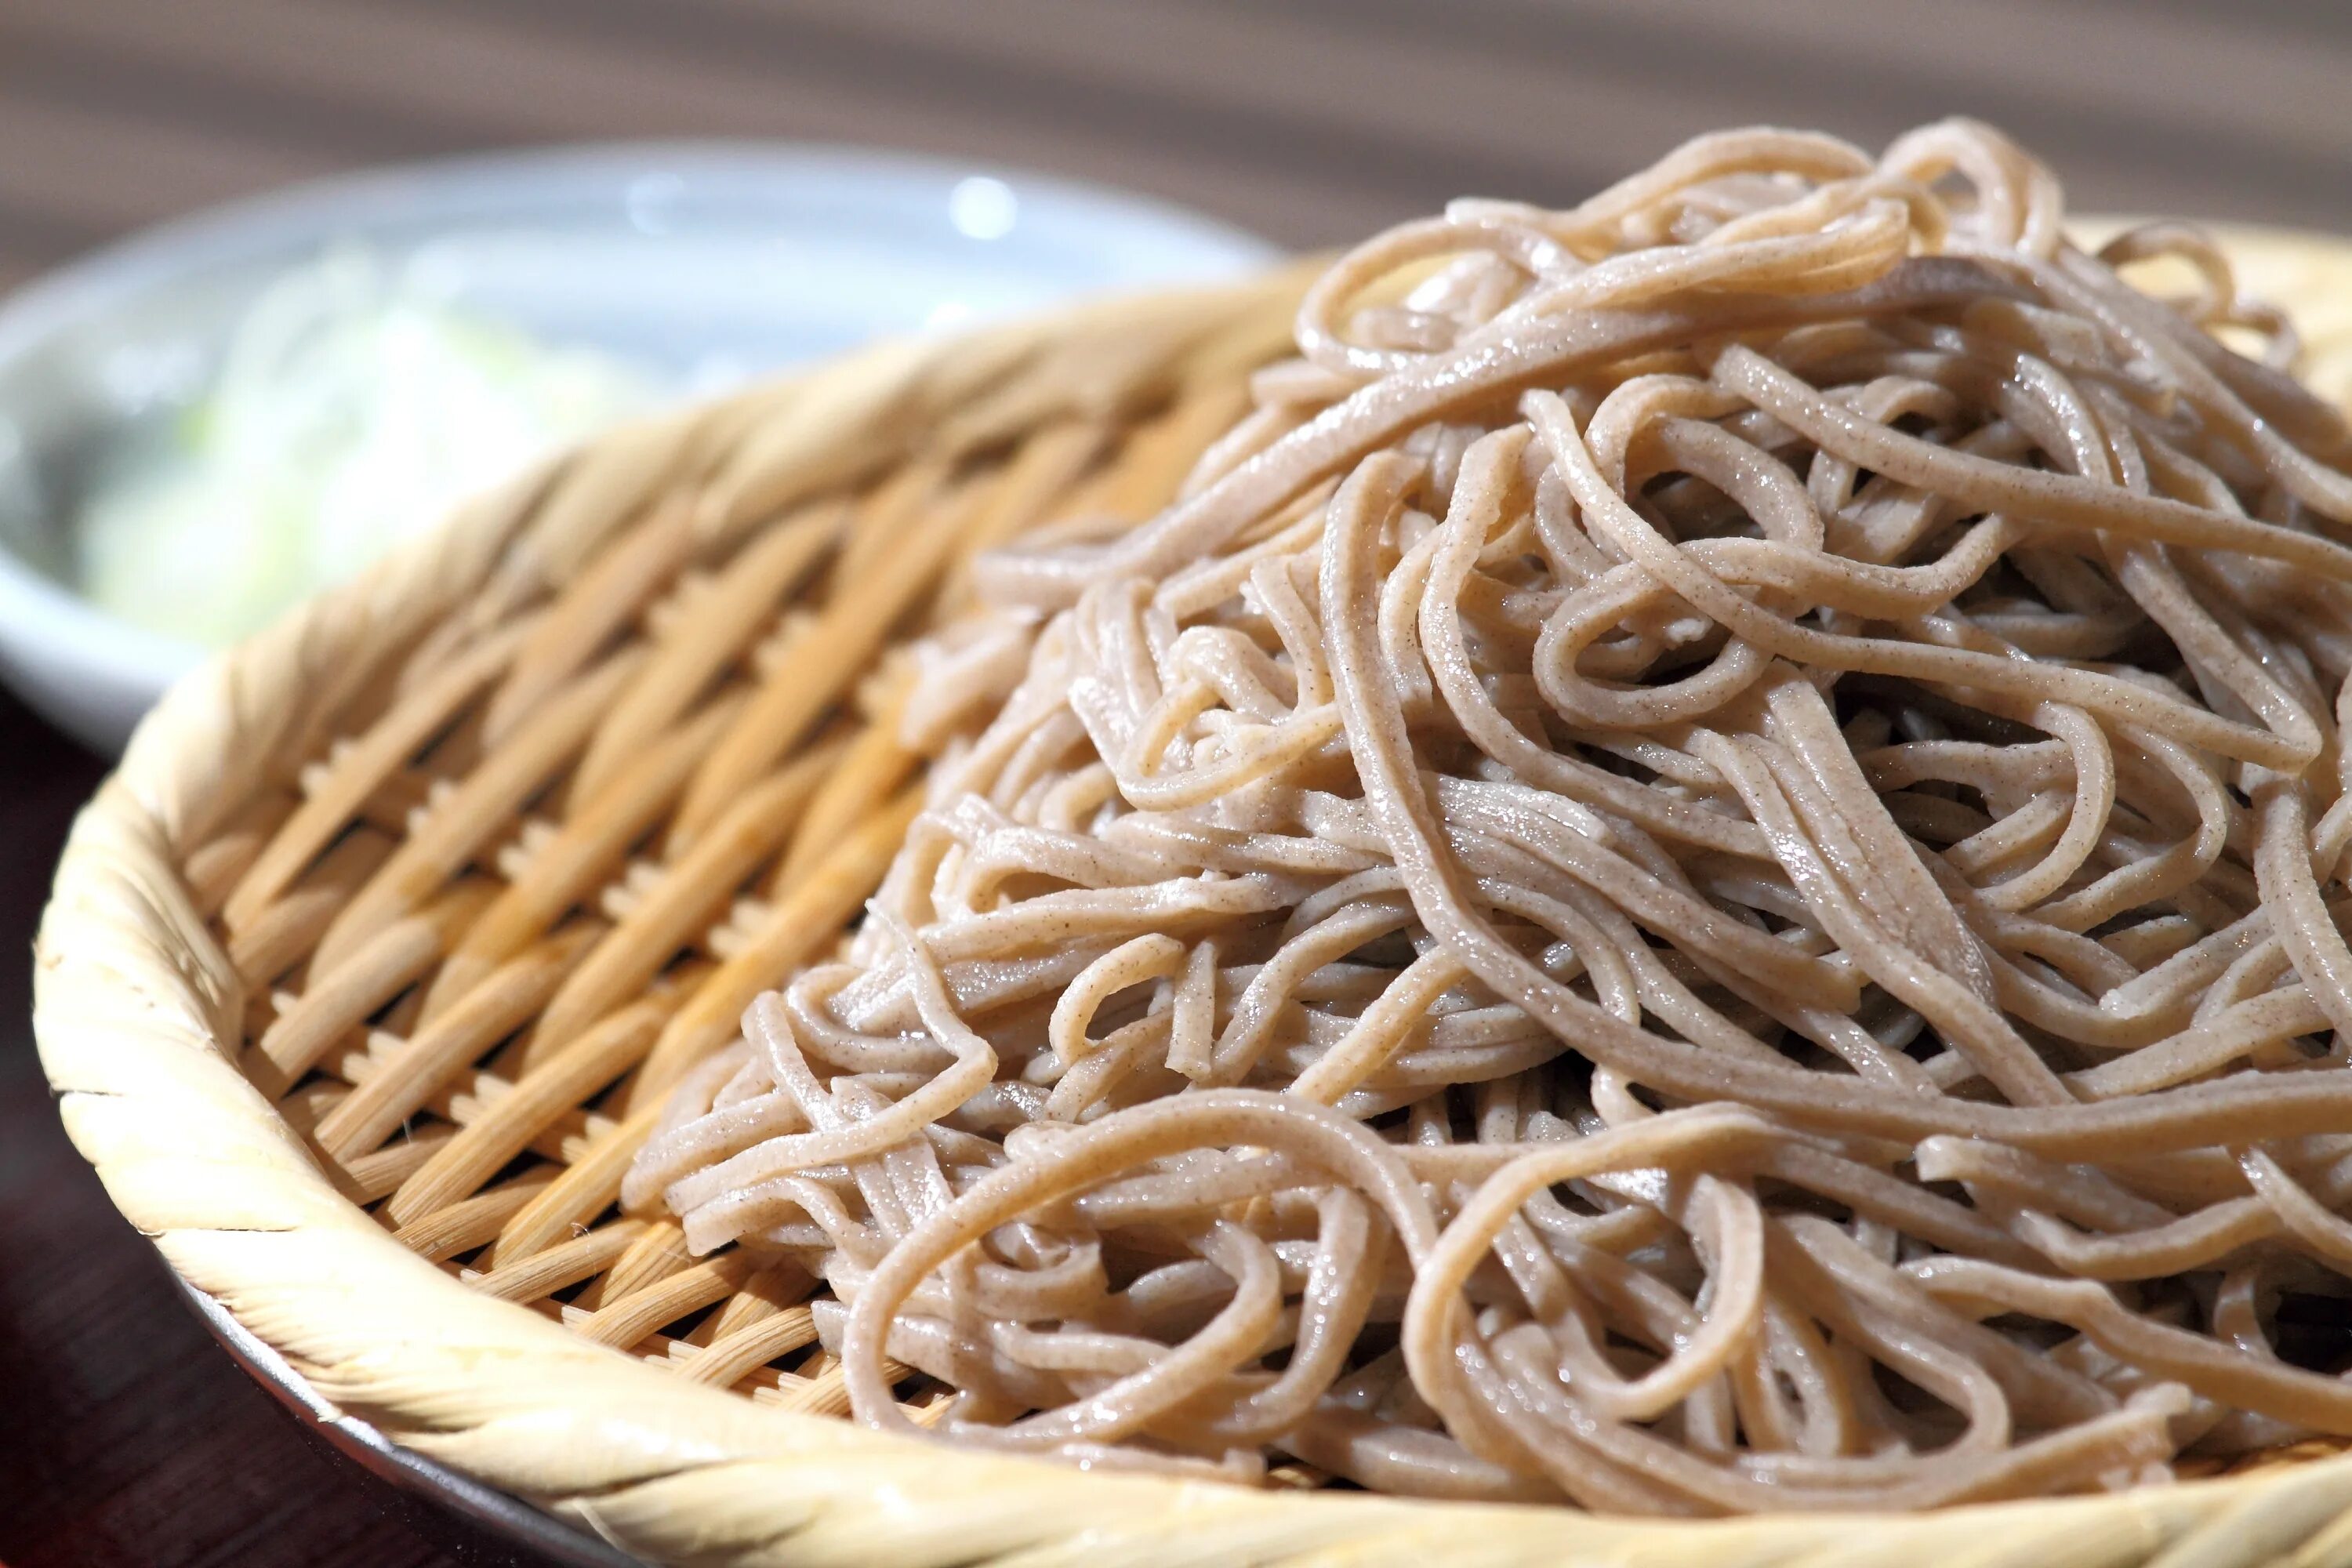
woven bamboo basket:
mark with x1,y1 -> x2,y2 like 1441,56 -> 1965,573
33,225 -> 2352,1568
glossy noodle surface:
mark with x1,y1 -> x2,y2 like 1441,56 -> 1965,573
626,120 -> 2352,1512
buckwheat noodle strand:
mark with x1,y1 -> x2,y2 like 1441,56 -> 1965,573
624,119 -> 2352,1513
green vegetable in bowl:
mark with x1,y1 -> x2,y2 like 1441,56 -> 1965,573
78,247 -> 659,648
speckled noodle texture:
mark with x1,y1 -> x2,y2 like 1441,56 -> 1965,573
34,133 -> 2352,1563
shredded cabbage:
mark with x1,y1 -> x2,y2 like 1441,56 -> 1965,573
78,248 -> 661,647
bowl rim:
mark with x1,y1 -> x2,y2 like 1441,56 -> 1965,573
0,137 -> 1279,748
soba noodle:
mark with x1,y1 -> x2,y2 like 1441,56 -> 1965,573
623,120 -> 2352,1512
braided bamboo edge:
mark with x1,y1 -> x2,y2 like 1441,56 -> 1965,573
32,237 -> 2352,1568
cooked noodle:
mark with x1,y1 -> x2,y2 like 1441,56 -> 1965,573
623,120 -> 2352,1512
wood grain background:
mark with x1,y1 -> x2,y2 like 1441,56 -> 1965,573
0,0 -> 2346,298
0,2 -> 2344,1564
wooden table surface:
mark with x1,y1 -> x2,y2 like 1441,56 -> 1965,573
0,2 -> 2346,1563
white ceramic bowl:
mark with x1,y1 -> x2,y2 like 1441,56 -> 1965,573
0,143 -> 1279,755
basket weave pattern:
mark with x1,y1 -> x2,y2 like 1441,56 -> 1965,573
34,257 -> 2352,1566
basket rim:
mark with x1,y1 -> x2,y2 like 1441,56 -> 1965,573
170,1270 -> 646,1567
34,250 -> 2352,1568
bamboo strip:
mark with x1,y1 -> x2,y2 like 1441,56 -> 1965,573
572,503 -> 845,803
532,741 -> 841,1057
425,696 -> 747,1022
310,652 -> 643,975
223,617 -> 535,931
633,783 -> 924,1105
489,1102 -> 665,1268
576,1254 -> 758,1349
390,1175 -> 556,1263
313,922 -> 603,1161
385,989 -> 678,1226
670,475 -> 969,847
469,1218 -> 648,1304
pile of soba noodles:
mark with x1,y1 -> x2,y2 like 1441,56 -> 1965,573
622,120 -> 2352,1513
